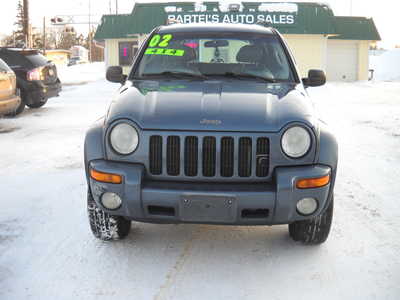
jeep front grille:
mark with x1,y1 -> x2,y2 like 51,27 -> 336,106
238,137 -> 252,177
256,137 -> 270,177
220,137 -> 234,177
149,136 -> 162,175
202,136 -> 216,177
148,135 -> 270,179
184,136 -> 198,176
166,136 -> 180,176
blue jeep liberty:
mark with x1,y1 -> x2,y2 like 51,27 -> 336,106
84,23 -> 338,245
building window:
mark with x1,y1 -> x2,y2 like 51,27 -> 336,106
118,41 -> 138,66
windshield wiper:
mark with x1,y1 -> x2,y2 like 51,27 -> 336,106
209,72 -> 277,83
141,71 -> 208,80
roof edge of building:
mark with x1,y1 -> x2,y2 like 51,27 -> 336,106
95,2 -> 380,41
330,16 -> 381,41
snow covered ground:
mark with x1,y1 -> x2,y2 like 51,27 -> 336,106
0,64 -> 399,300
57,62 -> 106,86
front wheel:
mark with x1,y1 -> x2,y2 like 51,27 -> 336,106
87,190 -> 131,241
289,196 -> 334,245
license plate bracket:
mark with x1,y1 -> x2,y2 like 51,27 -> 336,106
180,194 -> 237,223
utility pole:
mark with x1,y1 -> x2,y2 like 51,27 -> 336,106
88,0 -> 92,62
23,0 -> 30,47
350,0 -> 353,16
43,17 -> 46,55
115,0 -> 118,14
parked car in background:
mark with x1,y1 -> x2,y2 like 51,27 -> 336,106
0,58 -> 21,116
67,56 -> 86,67
68,45 -> 89,66
0,48 -> 62,114
70,46 -> 89,60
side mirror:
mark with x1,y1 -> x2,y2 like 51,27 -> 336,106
106,66 -> 126,83
302,69 -> 326,87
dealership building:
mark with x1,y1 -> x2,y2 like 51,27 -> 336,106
94,1 -> 381,81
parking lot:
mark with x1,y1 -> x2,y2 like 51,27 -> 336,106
0,65 -> 399,300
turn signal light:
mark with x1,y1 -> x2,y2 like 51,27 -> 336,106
296,174 -> 330,189
90,169 -> 122,184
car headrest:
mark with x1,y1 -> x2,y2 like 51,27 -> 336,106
236,45 -> 263,63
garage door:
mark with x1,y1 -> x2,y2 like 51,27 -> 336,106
327,41 -> 359,81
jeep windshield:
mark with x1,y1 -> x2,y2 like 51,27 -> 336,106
133,31 -> 295,82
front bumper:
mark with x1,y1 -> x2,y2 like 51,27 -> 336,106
88,160 -> 332,225
0,95 -> 21,115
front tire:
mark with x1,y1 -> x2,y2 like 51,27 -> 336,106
87,190 -> 131,241
26,98 -> 48,109
289,196 -> 334,245
14,100 -> 25,115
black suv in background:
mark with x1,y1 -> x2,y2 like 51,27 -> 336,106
0,48 -> 61,114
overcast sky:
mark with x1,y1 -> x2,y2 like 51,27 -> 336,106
1,0 -> 399,48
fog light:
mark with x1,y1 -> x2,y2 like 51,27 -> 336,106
296,198 -> 318,216
101,192 -> 122,210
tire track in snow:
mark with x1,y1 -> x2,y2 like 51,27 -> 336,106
153,226 -> 204,300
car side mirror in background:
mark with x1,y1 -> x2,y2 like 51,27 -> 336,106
302,69 -> 326,87
106,66 -> 126,83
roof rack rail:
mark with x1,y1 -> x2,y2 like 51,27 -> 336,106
0,47 -> 41,54
256,20 -> 274,28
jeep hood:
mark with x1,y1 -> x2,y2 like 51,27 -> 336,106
106,80 -> 317,132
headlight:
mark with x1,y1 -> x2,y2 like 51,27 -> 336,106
110,123 -> 139,155
281,126 -> 311,158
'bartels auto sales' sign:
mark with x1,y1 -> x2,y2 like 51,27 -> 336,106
165,3 -> 298,26
167,13 -> 296,25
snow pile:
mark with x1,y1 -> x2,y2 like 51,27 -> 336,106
370,49 -> 400,81
57,62 -> 106,86
194,2 -> 207,12
219,2 -> 244,12
164,6 -> 177,12
258,3 -> 298,13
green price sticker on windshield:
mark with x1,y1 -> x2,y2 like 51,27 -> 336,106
149,34 -> 172,47
145,48 -> 185,56
145,34 -> 185,56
